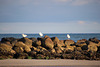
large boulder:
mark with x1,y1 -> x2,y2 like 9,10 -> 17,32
76,39 -> 87,47
75,47 -> 82,51
36,54 -> 46,59
56,41 -> 64,48
74,51 -> 89,60
11,40 -> 17,47
88,45 -> 98,52
15,41 -> 26,48
0,43 -> 12,49
0,55 -> 13,59
15,42 -> 31,53
30,37 -> 37,42
96,52 -> 100,60
14,47 -> 24,53
37,46 -> 50,56
77,39 -> 87,43
44,37 -> 54,49
65,45 -> 75,52
2,41 -> 11,46
51,37 -> 59,43
89,37 -> 100,43
37,37 -> 45,46
88,41 -> 99,47
59,46 -> 65,51
35,40 -> 41,46
59,40 -> 65,46
55,47 -> 62,54
36,46 -> 47,51
49,49 -> 56,54
98,42 -> 100,46
37,37 -> 45,41
0,43 -> 16,56
32,46 -> 40,52
54,40 -> 65,48
24,45 -> 31,52
1,37 -> 17,43
97,46 -> 100,52
81,45 -> 88,50
14,53 -> 28,59
1,37 -> 17,47
64,40 -> 75,46
0,47 -> 16,55
18,37 -> 32,48
44,35 -> 50,39
28,51 -> 37,58
76,42 -> 87,47
62,54 -> 74,59
54,54 -> 62,59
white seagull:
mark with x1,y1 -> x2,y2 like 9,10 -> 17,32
67,34 -> 70,39
22,34 -> 27,37
39,32 -> 43,37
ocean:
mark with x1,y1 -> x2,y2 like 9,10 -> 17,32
0,33 -> 100,42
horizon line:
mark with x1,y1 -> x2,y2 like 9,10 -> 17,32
0,32 -> 100,34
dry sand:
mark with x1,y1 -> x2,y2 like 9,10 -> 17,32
0,59 -> 100,66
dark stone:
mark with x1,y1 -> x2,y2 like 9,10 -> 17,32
53,53 -> 62,59
36,54 -> 46,59
14,47 -> 24,53
89,37 -> 100,43
62,54 -> 74,59
81,50 -> 90,58
44,35 -> 50,39
14,53 -> 28,59
37,37 -> 45,41
96,52 -> 100,60
55,47 -> 62,54
37,37 -> 45,46
18,37 -> 32,48
77,39 -> 87,43
97,46 -> 100,52
51,37 -> 59,44
1,37 -> 17,47
64,40 -> 75,46
81,45 -> 88,50
44,37 -> 54,49
1,37 -> 17,43
30,37 -> 37,42
0,55 -> 13,59
75,47 -> 82,51
76,42 -> 87,47
36,46 -> 50,56
28,51 -> 37,58
34,40 -> 41,46
0,43 -> 16,56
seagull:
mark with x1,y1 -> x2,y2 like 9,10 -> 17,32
22,34 -> 27,37
67,34 -> 70,39
39,32 -> 43,37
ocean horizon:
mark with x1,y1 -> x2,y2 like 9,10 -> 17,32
0,33 -> 100,42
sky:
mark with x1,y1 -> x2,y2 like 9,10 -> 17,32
0,0 -> 100,33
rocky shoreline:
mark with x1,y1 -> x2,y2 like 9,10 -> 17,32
0,35 -> 100,60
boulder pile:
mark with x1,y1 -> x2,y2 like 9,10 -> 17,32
0,36 -> 100,60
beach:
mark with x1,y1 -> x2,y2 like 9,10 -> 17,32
0,59 -> 100,67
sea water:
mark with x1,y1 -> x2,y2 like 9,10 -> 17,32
0,33 -> 100,42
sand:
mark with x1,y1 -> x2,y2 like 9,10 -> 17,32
0,59 -> 100,66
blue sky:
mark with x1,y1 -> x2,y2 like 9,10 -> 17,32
0,0 -> 100,33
